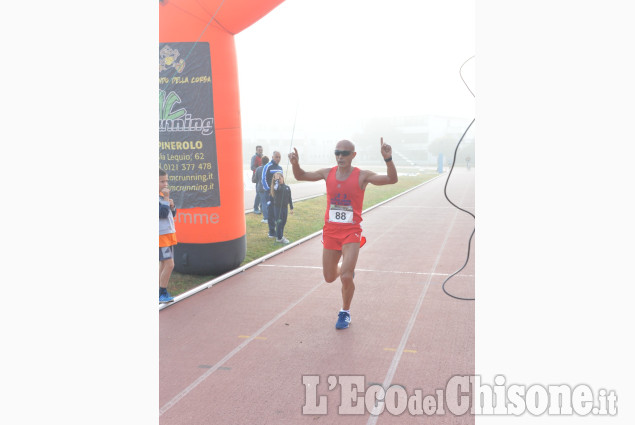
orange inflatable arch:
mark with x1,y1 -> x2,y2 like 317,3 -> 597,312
159,0 -> 284,275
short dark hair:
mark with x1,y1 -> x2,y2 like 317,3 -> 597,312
256,145 -> 262,150
262,156 -> 269,165
160,168 -> 166,176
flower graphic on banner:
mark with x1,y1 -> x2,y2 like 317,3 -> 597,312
160,45 -> 185,73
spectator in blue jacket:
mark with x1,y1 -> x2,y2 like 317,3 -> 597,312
261,151 -> 283,238
254,156 -> 270,223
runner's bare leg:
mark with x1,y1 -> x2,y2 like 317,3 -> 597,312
340,243 -> 360,310
322,248 -> 342,283
159,258 -> 174,289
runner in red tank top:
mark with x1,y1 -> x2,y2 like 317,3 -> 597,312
322,166 -> 365,248
288,138 -> 398,329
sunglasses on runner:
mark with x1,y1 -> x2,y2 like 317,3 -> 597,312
334,150 -> 352,157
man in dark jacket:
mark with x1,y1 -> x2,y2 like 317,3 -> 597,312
250,145 -> 263,213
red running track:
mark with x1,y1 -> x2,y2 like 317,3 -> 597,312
160,169 -> 475,424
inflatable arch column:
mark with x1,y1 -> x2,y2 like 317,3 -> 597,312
159,0 -> 284,275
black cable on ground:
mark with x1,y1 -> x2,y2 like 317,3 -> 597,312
441,118 -> 475,301
440,56 -> 475,301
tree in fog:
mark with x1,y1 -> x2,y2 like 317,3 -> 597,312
428,135 -> 474,166
352,118 -> 404,162
429,136 -> 458,161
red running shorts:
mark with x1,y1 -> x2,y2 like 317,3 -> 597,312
321,225 -> 367,250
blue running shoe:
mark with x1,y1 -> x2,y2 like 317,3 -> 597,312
335,311 -> 351,329
159,290 -> 174,303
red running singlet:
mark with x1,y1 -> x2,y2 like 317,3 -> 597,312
324,166 -> 365,229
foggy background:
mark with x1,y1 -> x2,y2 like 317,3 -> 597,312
235,0 -> 475,170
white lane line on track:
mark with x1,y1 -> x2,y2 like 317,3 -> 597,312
366,179 -> 472,425
382,205 -> 456,208
159,280 -> 324,416
382,205 -> 475,210
256,263 -> 473,279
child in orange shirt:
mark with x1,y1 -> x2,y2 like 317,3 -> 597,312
159,169 -> 177,303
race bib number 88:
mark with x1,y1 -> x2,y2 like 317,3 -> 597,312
329,204 -> 354,223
